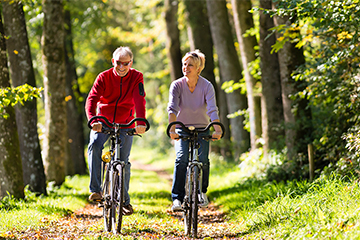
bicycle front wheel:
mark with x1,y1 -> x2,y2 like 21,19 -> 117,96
115,165 -> 125,233
191,165 -> 199,238
184,168 -> 192,236
102,163 -> 112,232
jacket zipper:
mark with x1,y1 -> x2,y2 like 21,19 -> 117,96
112,77 -> 123,123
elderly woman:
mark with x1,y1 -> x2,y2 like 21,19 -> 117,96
167,49 -> 223,211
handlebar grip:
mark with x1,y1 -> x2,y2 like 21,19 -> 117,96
87,116 -> 112,129
166,121 -> 188,137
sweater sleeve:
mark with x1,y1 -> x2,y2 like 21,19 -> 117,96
205,82 -> 219,121
133,73 -> 146,125
167,81 -> 180,116
85,73 -> 105,122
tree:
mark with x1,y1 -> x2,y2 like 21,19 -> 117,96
42,0 -> 67,185
273,9 -> 312,161
0,10 -> 24,199
231,0 -> 262,151
206,0 -> 250,159
64,6 -> 87,175
2,0 -> 47,195
164,0 -> 183,80
182,0 -> 231,156
259,0 -> 284,155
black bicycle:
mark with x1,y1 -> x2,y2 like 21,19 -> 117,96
88,116 -> 150,234
166,121 -> 225,238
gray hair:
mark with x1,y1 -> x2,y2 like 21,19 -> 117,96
112,46 -> 133,60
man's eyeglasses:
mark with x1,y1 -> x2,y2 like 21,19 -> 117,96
115,60 -> 131,66
187,52 -> 198,58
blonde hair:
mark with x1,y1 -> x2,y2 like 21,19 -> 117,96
182,49 -> 205,75
112,46 -> 133,60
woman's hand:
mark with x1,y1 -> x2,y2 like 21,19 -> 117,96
170,131 -> 179,140
212,131 -> 222,141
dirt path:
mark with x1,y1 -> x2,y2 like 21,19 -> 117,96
8,161 -> 241,239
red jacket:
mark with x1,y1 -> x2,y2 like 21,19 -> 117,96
85,67 -> 146,127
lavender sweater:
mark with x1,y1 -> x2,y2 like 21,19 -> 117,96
167,76 -> 219,128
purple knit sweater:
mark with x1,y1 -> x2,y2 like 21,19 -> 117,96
167,76 -> 219,128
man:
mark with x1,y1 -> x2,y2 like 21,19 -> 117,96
85,46 -> 147,215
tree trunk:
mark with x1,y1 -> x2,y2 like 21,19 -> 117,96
164,0 -> 183,80
231,0 -> 262,151
42,0 -> 67,186
206,0 -> 250,160
259,0 -> 284,154
0,11 -> 24,199
182,0 -> 231,156
2,0 -> 47,195
64,8 -> 87,175
273,9 -> 312,160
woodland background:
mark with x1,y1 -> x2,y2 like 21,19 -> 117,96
0,0 -> 359,199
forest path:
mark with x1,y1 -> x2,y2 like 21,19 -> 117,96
12,160 -> 240,239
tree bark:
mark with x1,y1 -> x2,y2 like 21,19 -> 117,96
64,8 -> 87,175
206,0 -> 250,159
273,8 -> 312,160
182,0 -> 231,156
2,0 -> 47,195
42,0 -> 67,185
164,0 -> 183,80
231,0 -> 262,151
0,11 -> 24,199
259,0 -> 284,154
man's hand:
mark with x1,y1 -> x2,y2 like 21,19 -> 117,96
92,122 -> 102,132
135,125 -> 146,134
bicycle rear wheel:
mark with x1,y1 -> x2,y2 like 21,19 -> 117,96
191,165 -> 199,238
102,163 -> 112,232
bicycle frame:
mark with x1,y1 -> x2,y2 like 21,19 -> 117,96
166,121 -> 225,238
88,116 -> 150,234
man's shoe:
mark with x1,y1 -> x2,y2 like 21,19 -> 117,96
123,204 -> 134,216
199,193 -> 209,208
89,192 -> 102,201
171,199 -> 182,211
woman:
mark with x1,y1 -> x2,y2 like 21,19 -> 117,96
167,50 -> 222,211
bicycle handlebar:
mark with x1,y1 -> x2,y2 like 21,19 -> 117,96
87,115 -> 150,132
166,121 -> 225,139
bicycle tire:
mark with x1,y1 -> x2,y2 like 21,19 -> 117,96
110,169 -> 119,234
102,163 -> 112,232
115,165 -> 124,233
184,167 -> 192,236
184,168 -> 193,236
191,165 -> 199,238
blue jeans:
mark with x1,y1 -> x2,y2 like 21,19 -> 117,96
171,129 -> 210,202
88,128 -> 133,205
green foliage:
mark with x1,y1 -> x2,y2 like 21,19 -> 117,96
260,0 -> 360,170
0,84 -> 43,119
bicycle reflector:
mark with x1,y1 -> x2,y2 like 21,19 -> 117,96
102,151 -> 112,163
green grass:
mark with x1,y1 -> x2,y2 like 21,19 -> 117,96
0,175 -> 88,234
2,147 -> 360,239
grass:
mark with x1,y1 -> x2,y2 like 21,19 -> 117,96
2,147 -> 360,239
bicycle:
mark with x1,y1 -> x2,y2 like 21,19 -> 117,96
87,115 -> 150,234
166,121 -> 225,238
